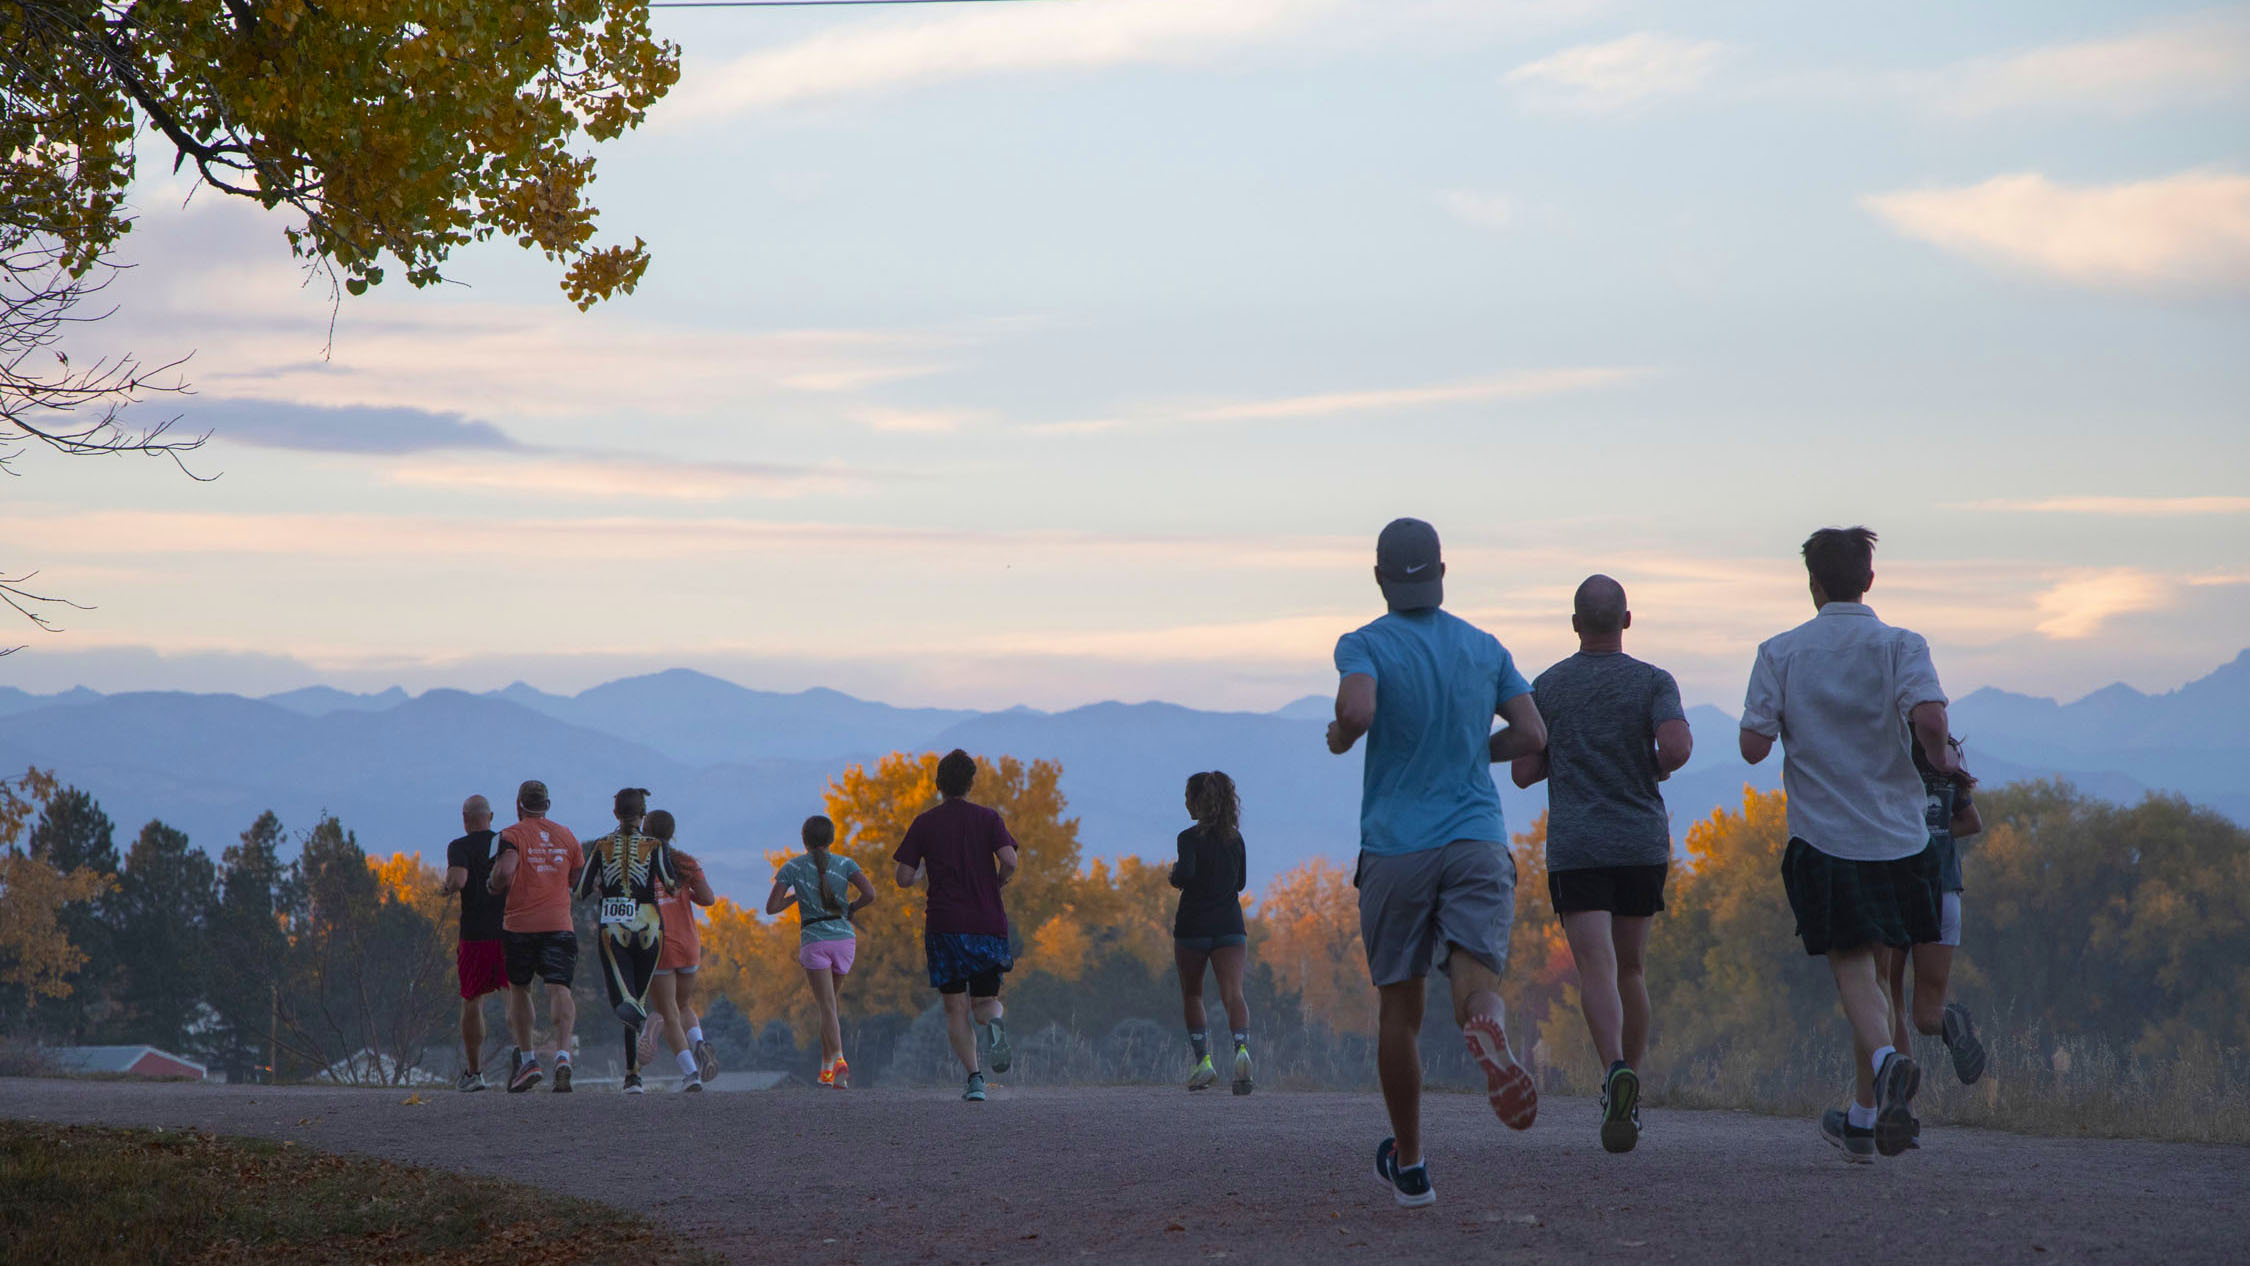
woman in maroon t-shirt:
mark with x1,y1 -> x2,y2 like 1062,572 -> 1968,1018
893,749 -> 1019,1102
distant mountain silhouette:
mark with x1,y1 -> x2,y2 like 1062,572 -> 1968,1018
2,652 -> 2241,897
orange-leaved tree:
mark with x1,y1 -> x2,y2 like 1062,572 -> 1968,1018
703,751 -> 1085,1042
1258,856 -> 1373,1036
0,767 -> 112,1002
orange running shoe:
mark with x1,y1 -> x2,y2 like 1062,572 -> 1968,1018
818,1060 -> 836,1087
1463,1014 -> 1538,1130
832,1058 -> 850,1089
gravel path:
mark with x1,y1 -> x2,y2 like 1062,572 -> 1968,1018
5,1076 -> 2242,1264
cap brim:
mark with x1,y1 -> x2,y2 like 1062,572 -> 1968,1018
1379,578 -> 1443,610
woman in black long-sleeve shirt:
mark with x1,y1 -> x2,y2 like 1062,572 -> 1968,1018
1171,770 -> 1252,1094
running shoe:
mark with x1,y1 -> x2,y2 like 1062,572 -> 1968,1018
986,1019 -> 1013,1075
507,1049 -> 542,1094
1942,1002 -> 1987,1085
832,1058 -> 851,1090
1872,1050 -> 1918,1157
622,1072 -> 645,1095
1187,1055 -> 1218,1091
1600,1065 -> 1640,1154
1231,1044 -> 1254,1097
457,1069 -> 485,1094
695,1038 -> 719,1085
1374,1137 -> 1435,1208
819,1061 -> 837,1088
963,1071 -> 987,1102
681,1075 -> 704,1093
636,1023 -> 659,1068
551,1060 -> 573,1094
1462,1014 -> 1538,1130
1819,1107 -> 1875,1164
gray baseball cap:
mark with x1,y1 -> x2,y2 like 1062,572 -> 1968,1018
1376,518 -> 1444,610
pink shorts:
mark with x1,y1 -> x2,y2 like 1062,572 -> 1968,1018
798,938 -> 856,974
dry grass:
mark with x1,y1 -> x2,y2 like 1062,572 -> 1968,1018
0,1120 -> 721,1266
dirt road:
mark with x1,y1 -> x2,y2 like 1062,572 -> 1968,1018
4,1077 -> 2240,1264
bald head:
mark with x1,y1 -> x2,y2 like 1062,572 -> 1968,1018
462,795 -> 493,832
1572,574 -> 1630,637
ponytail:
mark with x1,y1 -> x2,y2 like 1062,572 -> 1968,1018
803,814 -> 845,919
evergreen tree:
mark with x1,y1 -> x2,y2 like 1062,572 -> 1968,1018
26,788 -> 119,1042
109,821 -> 217,1050
204,812 -> 295,1082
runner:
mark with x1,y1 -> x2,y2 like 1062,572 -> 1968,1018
768,814 -> 877,1088
1740,526 -> 1958,1162
1170,771 -> 1253,1095
486,779 -> 584,1093
438,794 -> 507,1092
1510,575 -> 1691,1154
1327,518 -> 1546,1208
893,749 -> 1019,1103
1883,739 -> 1989,1105
646,809 -> 720,1091
575,787 -> 680,1094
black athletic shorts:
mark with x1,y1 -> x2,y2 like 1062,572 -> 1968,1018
503,929 -> 578,987
1548,864 -> 1668,918
936,968 -> 1004,998
1779,838 -> 1941,957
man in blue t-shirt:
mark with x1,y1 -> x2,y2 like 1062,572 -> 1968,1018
1327,517 -> 1548,1210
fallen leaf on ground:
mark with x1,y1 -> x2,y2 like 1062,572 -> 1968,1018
399,1094 -> 423,1106
1511,1214 -> 1541,1225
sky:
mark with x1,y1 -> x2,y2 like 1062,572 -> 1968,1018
5,0 -> 2247,713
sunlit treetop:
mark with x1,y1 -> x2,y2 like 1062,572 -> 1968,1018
4,0 -> 681,307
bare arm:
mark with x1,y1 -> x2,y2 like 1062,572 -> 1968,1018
441,865 -> 467,897
1487,693 -> 1547,763
894,861 -> 920,889
996,844 -> 1019,886
1655,718 -> 1694,778
1739,729 -> 1775,765
1911,701 -> 1958,775
848,870 -> 878,916
764,880 -> 794,916
1327,673 -> 1375,755
1952,800 -> 1983,839
1509,751 -> 1548,789
487,846 -> 519,894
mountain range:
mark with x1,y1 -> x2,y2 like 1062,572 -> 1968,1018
3,650 -> 2243,899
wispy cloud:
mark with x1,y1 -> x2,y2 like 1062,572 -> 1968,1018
1865,170 -> 2250,291
661,0 -> 1330,125
1961,495 -> 2250,516
1186,367 -> 1644,422
1438,190 -> 1515,232
1505,32 -> 1726,113
852,406 -> 982,435
383,454 -> 865,501
2032,569 -> 2171,639
1920,9 -> 2250,116
207,399 -> 524,455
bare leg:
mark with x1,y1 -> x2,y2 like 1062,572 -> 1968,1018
1446,947 -> 1504,1029
1174,943 -> 1212,1033
1881,946 -> 1912,1052
942,992 -> 978,1075
1828,948 -> 1894,1108
1376,979 -> 1427,1165
805,967 -> 842,1064
506,985 -> 535,1052
460,997 -> 487,1073
1562,910 -> 1623,1067
651,974 -> 689,1055
677,970 -> 701,1037
972,994 -> 1004,1027
1612,916 -> 1654,1069
545,981 -> 576,1062
1911,943 -> 1953,1036
1210,944 -> 1251,1034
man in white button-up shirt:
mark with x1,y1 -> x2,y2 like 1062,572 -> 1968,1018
1740,527 -> 1958,1162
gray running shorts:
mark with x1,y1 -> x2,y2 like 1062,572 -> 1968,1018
1355,839 -> 1516,988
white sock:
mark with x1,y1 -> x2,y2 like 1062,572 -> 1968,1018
687,1025 -> 704,1043
555,1050 -> 570,1065
677,1049 -> 698,1077
1871,1044 -> 1895,1078
1847,1102 -> 1877,1130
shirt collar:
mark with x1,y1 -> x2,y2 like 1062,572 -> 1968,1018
1817,602 -> 1875,618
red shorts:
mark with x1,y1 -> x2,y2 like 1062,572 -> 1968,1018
457,938 -> 507,999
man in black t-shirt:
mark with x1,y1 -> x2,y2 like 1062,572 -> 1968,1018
440,794 -> 508,1092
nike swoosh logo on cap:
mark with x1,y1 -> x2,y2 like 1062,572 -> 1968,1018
1404,563 -> 1427,574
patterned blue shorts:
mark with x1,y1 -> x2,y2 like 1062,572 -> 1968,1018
924,930 -> 1013,990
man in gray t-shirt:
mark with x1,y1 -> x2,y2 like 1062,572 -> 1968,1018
1510,575 -> 1691,1155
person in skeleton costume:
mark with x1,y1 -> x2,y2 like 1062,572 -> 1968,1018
575,786 -> 682,1093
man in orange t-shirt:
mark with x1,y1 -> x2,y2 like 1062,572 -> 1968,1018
487,778 -> 584,1093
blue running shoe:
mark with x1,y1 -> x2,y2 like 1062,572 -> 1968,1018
1374,1137 -> 1436,1208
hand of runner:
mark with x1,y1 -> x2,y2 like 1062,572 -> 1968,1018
1326,720 -> 1351,754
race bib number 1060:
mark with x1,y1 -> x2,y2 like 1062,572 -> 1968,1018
599,897 -> 638,926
